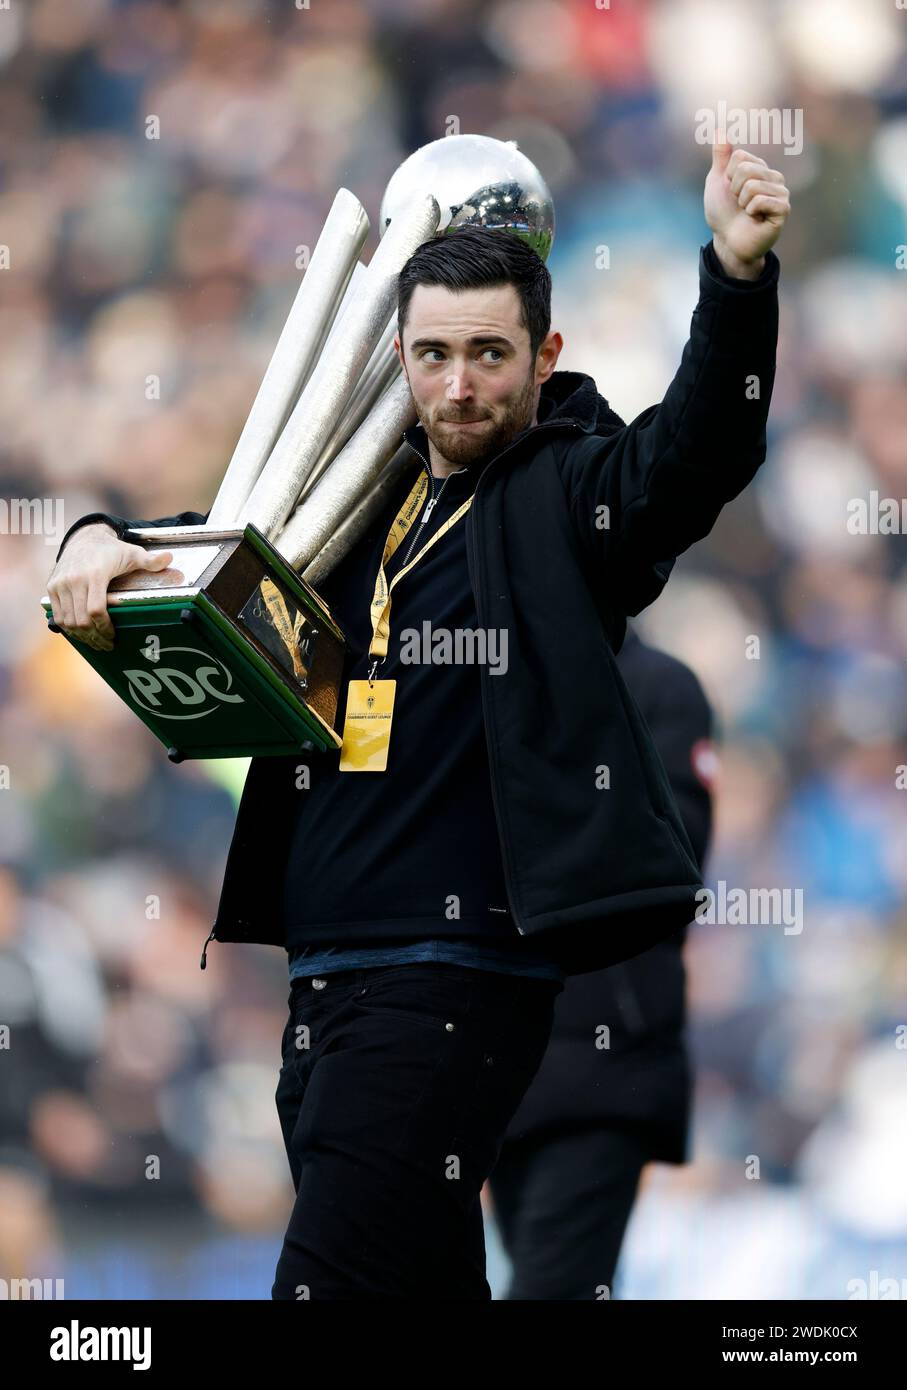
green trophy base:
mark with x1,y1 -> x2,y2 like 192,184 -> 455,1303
41,522 -> 347,761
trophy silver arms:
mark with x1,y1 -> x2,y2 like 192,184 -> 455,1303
237,193 -> 441,544
205,188 -> 370,529
300,443 -> 420,590
274,374 -> 417,573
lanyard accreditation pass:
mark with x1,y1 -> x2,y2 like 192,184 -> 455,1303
338,469 -> 473,772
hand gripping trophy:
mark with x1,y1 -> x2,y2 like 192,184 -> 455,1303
41,135 -> 555,763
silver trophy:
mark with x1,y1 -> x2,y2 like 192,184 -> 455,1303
222,134 -> 555,579
41,134 -> 556,760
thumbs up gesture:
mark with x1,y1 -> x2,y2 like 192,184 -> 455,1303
704,134 -> 791,277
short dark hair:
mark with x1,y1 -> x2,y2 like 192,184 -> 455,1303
397,225 -> 551,360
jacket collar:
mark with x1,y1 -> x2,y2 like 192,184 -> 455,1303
402,370 -> 625,467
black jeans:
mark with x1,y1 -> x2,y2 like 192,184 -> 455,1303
272,962 -> 561,1299
488,1125 -> 653,1299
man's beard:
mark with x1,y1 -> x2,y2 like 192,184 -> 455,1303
417,371 -> 537,467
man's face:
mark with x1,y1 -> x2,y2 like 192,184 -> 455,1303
395,282 -> 560,468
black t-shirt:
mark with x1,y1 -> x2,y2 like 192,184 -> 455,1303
280,449 -> 548,958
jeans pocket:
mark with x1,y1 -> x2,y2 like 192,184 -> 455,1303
444,986 -> 556,1187
355,965 -> 475,1033
354,996 -> 453,1033
282,996 -> 319,1074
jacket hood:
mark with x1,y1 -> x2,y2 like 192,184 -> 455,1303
534,369 -> 626,436
402,369 -> 626,462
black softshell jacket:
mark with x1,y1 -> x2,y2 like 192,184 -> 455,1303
503,626 -> 714,1161
56,241 -> 779,975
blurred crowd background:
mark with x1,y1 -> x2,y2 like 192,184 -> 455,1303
1,0 -> 906,1299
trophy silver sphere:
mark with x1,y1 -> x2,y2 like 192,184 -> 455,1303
380,134 -> 555,262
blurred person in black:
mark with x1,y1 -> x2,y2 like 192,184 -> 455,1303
488,624 -> 715,1299
46,141 -> 787,1298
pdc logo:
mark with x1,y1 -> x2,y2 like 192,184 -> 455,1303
123,645 -> 244,720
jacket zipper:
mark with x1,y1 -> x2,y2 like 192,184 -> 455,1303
407,419 -> 583,938
200,924 -> 216,970
395,463 -> 464,571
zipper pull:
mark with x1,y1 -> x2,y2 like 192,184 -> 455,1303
420,468 -> 458,525
200,925 -> 216,970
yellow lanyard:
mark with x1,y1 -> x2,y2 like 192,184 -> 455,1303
366,469 -> 473,678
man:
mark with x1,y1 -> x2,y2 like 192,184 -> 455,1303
488,625 -> 716,1299
45,141 -> 788,1298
